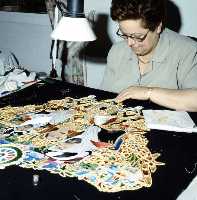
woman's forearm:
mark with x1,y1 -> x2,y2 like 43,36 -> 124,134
150,88 -> 197,112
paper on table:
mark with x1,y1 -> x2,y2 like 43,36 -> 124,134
142,110 -> 197,133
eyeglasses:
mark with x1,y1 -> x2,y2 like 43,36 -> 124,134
116,29 -> 150,42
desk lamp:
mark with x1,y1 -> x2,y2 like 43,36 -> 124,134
51,0 -> 96,41
49,0 -> 96,80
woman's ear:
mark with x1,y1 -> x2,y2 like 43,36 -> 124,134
157,22 -> 163,34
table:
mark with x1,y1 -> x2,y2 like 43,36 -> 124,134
0,78 -> 197,200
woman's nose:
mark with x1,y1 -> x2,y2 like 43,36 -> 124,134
127,37 -> 137,47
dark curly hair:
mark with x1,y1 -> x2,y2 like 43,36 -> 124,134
110,0 -> 166,31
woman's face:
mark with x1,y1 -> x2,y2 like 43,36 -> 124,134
118,19 -> 162,56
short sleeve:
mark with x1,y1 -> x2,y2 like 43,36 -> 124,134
178,44 -> 197,89
100,45 -> 118,92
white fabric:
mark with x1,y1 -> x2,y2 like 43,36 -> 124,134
177,175 -> 197,200
0,49 -> 19,75
143,110 -> 197,133
0,68 -> 36,95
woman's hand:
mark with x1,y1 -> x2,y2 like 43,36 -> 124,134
116,86 -> 152,102
116,86 -> 197,112
115,86 -> 152,102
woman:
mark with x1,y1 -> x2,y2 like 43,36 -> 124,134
101,0 -> 197,112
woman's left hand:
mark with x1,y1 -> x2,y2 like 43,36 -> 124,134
115,86 -> 152,102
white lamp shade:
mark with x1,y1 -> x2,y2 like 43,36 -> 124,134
51,16 -> 96,41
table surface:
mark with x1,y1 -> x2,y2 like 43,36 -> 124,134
0,78 -> 197,200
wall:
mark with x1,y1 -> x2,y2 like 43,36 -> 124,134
0,0 -> 197,89
169,0 -> 197,37
0,11 -> 52,73
84,0 -> 197,88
